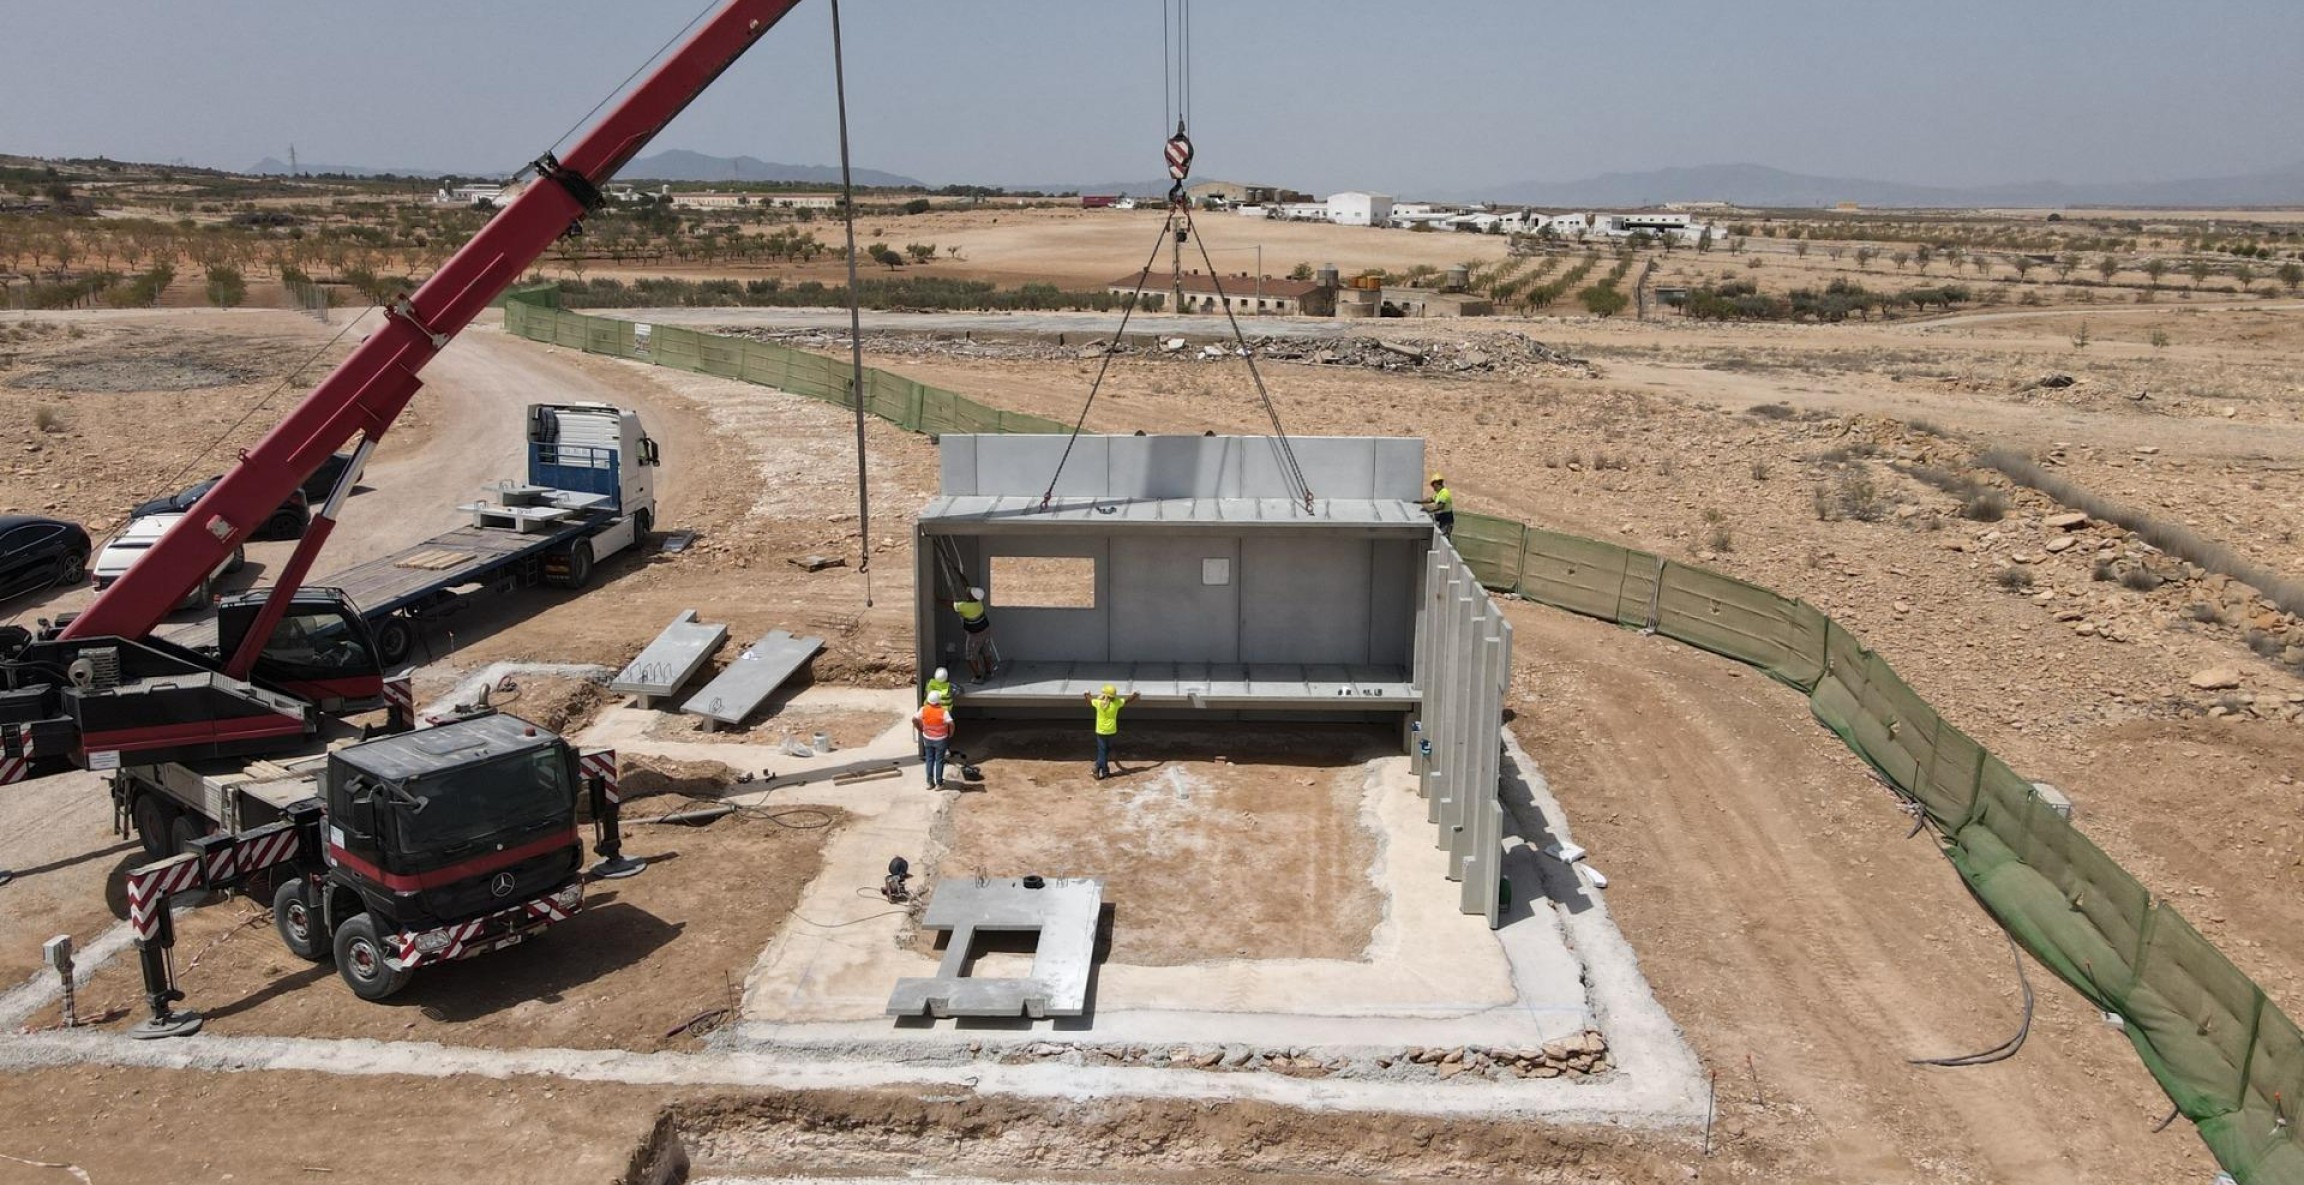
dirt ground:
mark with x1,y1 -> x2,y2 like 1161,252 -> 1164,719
28,796 -> 844,1052
3,205 -> 2303,1180
0,1066 -> 669,1185
927,724 -> 1389,966
675,1088 -> 1687,1183
1509,604 -> 2212,1182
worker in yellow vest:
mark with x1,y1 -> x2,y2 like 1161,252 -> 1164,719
913,689 -> 954,789
1421,473 -> 1456,537
925,666 -> 958,705
953,586 -> 996,682
1082,684 -> 1140,780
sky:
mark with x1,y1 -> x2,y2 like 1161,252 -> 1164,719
2,0 -> 2299,197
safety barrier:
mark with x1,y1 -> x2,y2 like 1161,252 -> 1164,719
1450,509 -> 2301,1185
499,288 -> 2298,1180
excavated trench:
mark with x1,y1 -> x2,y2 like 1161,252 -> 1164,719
623,1089 -> 1688,1185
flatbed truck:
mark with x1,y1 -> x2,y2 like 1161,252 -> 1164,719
167,401 -> 659,669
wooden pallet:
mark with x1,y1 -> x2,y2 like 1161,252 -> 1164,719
394,549 -> 478,571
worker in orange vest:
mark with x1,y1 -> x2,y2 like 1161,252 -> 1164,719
913,689 -> 955,789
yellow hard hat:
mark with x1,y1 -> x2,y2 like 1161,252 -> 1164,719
1102,684 -> 1117,696
1430,473 -> 1445,483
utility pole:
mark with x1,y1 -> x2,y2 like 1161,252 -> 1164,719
1171,208 -> 1186,316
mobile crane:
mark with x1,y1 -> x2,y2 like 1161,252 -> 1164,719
0,0 -> 809,1008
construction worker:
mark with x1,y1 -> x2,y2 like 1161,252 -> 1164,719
953,586 -> 996,682
913,689 -> 954,789
1082,684 -> 1140,780
925,666 -> 958,705
1421,473 -> 1456,538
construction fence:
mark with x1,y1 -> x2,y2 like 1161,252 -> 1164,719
499,288 -> 2296,1181
501,289 -> 1071,437
1449,511 -> 2301,1185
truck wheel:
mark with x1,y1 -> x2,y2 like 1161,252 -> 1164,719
333,914 -> 412,1001
264,509 -> 306,540
225,546 -> 247,575
132,794 -> 180,860
373,617 -> 413,667
273,878 -> 332,962
550,540 -> 595,590
632,508 -> 653,541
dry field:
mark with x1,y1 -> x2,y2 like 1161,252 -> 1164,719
1,205 -> 2301,1181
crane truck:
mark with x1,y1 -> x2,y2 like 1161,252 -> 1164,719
0,0 -> 809,1008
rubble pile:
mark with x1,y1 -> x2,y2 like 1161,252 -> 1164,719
718,326 -> 1594,378
984,1032 -> 1614,1082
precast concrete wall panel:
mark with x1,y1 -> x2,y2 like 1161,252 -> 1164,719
1369,539 -> 1418,666
1110,537 -> 1240,662
1412,539 -> 1512,927
1241,537 -> 1372,664
939,434 -> 1424,500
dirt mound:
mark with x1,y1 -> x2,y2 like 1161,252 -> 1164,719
618,753 -> 745,800
499,674 -> 606,735
719,324 -> 1594,379
671,1089 -> 1687,1182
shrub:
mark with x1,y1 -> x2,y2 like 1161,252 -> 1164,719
2184,602 -> 2225,625
2119,567 -> 2164,592
1833,470 -> 1885,521
2245,628 -> 2283,658
1996,566 -> 2035,590
32,406 -> 63,432
1750,459 -> 1771,481
901,198 -> 931,215
1705,525 -> 1734,553
1959,490 -> 2008,521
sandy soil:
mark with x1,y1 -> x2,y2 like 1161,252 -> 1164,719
1508,604 -> 2214,1182
3,221 -> 2302,1181
0,1066 -> 667,1185
928,724 -> 1389,966
31,796 -> 844,1052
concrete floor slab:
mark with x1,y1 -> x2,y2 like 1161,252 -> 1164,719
584,701 -> 1597,1056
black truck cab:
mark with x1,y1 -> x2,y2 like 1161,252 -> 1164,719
299,712 -> 586,999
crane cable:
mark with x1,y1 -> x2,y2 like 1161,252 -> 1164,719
1040,0 -> 1314,512
830,0 -> 873,607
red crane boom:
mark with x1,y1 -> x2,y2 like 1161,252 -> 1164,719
63,0 -> 807,643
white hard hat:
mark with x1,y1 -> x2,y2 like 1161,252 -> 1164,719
969,586 -> 984,600
928,689 -> 946,704
934,667 -> 948,681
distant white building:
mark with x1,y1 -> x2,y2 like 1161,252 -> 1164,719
434,183 -> 504,206
1275,202 -> 1329,222
1540,212 -> 1590,237
1325,191 -> 1394,228
1590,212 -> 1714,244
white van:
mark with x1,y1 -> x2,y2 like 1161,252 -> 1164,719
93,513 -> 245,611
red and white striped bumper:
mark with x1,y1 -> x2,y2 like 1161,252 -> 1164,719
389,884 -> 583,970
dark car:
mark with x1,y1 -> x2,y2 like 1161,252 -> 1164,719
299,451 -> 360,505
133,476 -> 311,541
0,515 -> 91,601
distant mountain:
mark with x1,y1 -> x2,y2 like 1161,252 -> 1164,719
618,149 -> 919,188
245,157 -> 494,179
1472,161 -> 2304,209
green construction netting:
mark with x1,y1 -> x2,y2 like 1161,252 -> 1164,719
498,287 -> 2304,1183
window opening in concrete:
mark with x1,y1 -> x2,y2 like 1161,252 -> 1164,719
990,556 -> 1096,608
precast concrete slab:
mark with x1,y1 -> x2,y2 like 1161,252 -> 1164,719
680,629 -> 826,730
610,609 -> 728,708
962,660 -> 1416,710
886,877 -> 1103,1019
